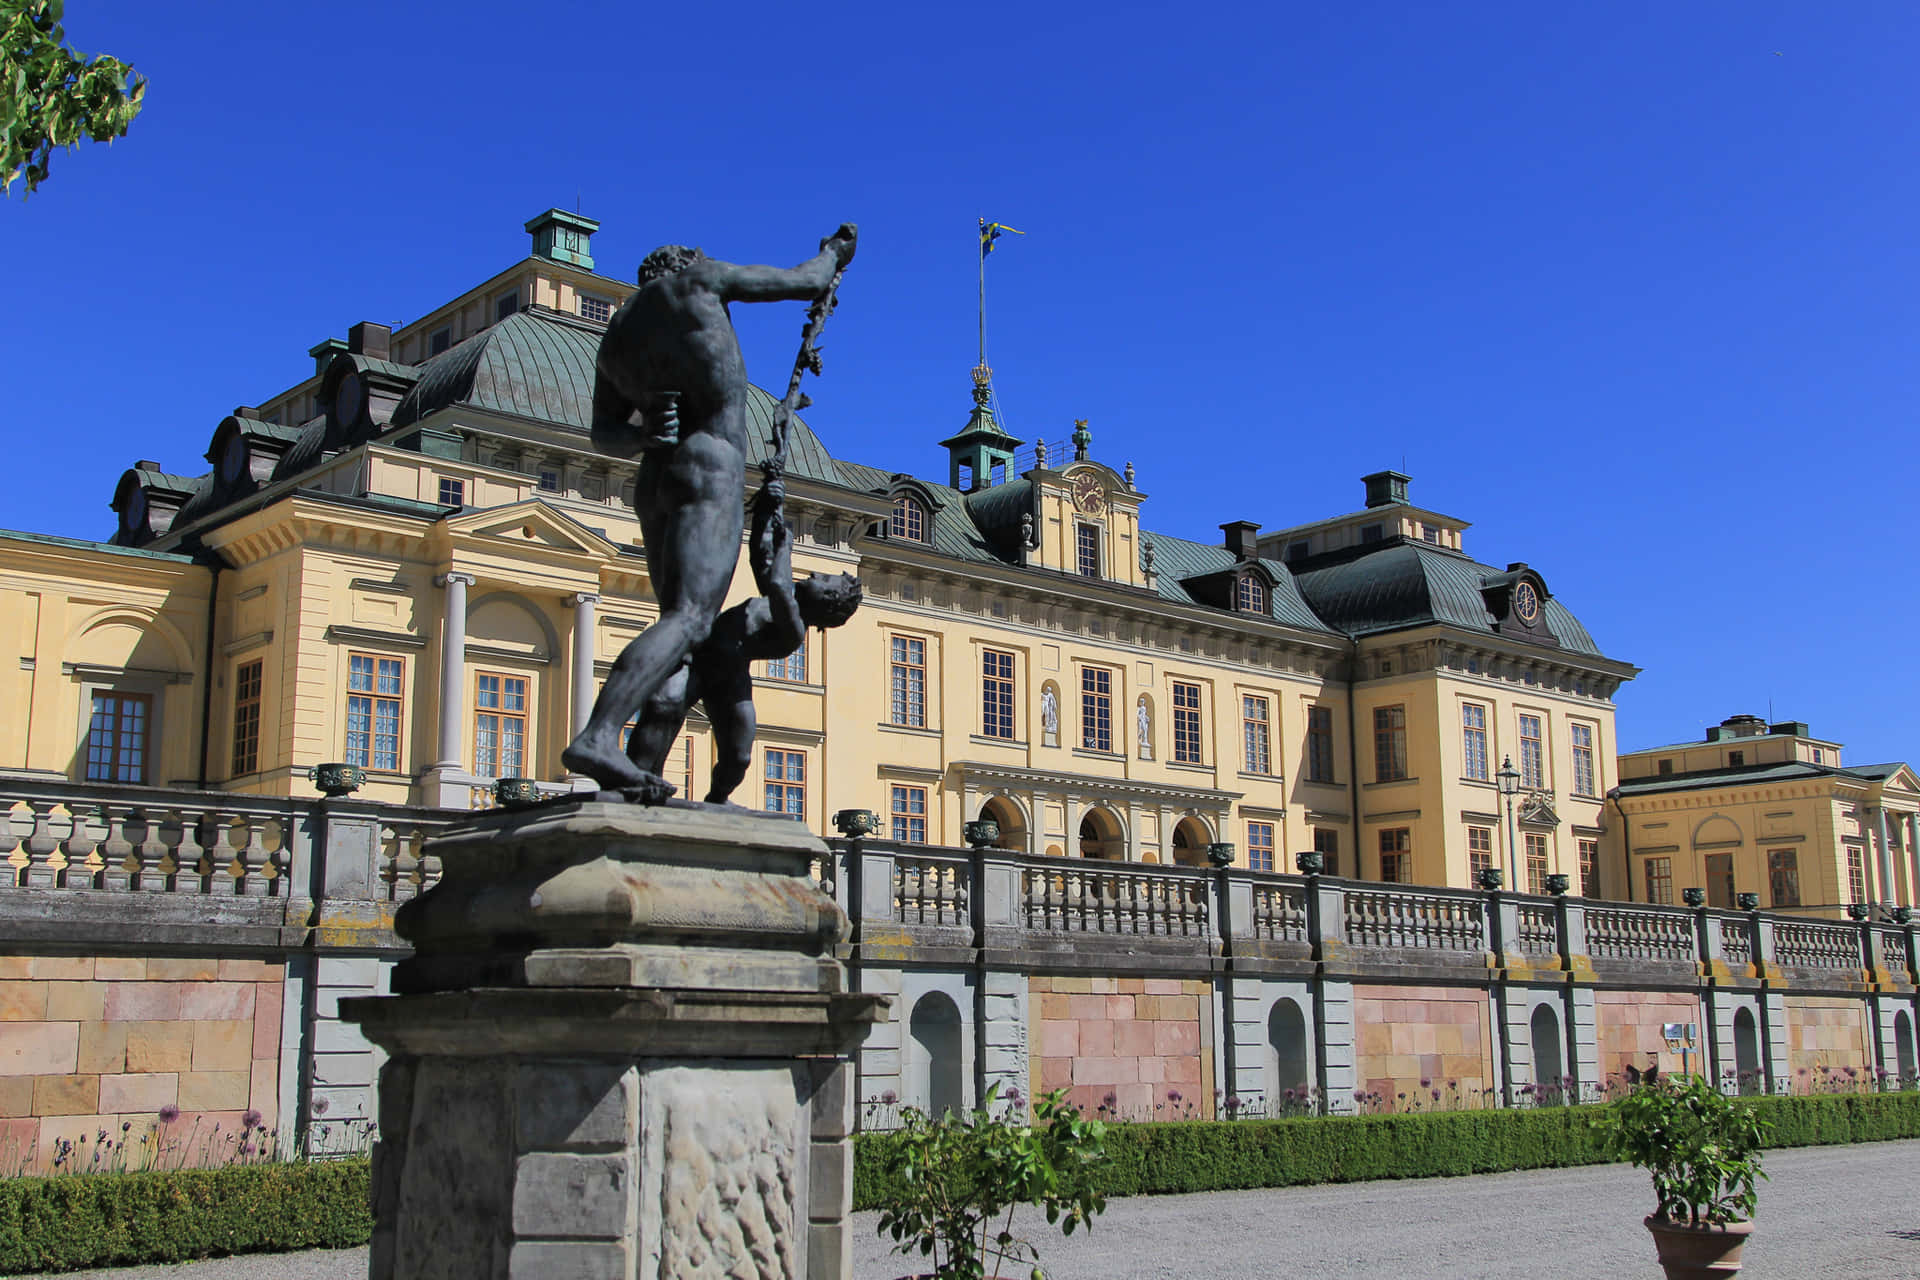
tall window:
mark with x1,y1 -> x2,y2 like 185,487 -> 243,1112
1236,576 -> 1266,613
764,637 -> 806,682
1306,705 -> 1335,783
889,636 -> 926,727
429,326 -> 452,355
1643,856 -> 1673,906
890,495 -> 925,542
84,691 -> 151,783
1172,681 -> 1203,764
1579,838 -> 1600,899
1468,826 -> 1493,884
1081,667 -> 1113,752
1247,821 -> 1275,873
1519,713 -> 1545,789
230,660 -> 262,777
472,672 -> 527,779
1461,703 -> 1489,781
891,784 -> 927,843
981,648 -> 1015,739
1075,523 -> 1101,577
764,749 -> 805,818
1373,705 -> 1408,782
1525,833 -> 1549,896
1768,850 -> 1801,908
1313,827 -> 1339,877
1570,723 -> 1596,797
1242,696 -> 1271,774
494,290 -> 519,323
670,736 -> 693,798
437,477 -> 464,507
345,654 -> 403,772
1847,845 -> 1866,904
1379,828 -> 1410,883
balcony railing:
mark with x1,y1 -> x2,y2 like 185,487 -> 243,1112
1344,885 -> 1485,953
1019,857 -> 1210,938
1585,904 -> 1696,962
1774,920 -> 1861,971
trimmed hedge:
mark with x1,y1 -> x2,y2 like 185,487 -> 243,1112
851,1091 -> 1920,1210
0,1159 -> 371,1275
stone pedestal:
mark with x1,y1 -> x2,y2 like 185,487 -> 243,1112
342,801 -> 884,1280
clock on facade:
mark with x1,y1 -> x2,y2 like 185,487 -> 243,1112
1514,581 -> 1541,625
1070,472 -> 1104,515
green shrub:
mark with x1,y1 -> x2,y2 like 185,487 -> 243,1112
852,1091 -> 1920,1210
0,1159 -> 371,1274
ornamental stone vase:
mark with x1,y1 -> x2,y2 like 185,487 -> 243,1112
964,819 -> 1001,850
1643,1216 -> 1754,1280
310,762 -> 365,797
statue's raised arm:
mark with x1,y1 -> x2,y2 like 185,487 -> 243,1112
708,223 -> 857,304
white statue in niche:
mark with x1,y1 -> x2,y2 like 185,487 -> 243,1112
1137,696 -> 1152,755
1040,687 -> 1059,737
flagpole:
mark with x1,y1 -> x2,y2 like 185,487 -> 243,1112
978,218 -> 988,369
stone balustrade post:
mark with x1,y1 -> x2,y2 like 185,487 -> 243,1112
856,844 -> 898,937
1556,896 -> 1593,974
1860,919 -> 1886,982
1216,867 -> 1251,949
1750,914 -> 1777,974
1488,891 -> 1521,967
974,848 -> 1021,934
1306,878 -> 1347,961
1698,907 -> 1725,969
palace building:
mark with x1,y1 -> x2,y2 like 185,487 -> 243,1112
1,208 -> 1640,896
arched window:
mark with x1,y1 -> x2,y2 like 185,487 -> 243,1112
1236,575 -> 1267,614
1897,1011 -> 1916,1085
1079,808 -> 1123,859
890,495 -> 926,542
1170,816 -> 1212,867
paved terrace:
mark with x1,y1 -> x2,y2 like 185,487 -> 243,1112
46,1140 -> 1920,1280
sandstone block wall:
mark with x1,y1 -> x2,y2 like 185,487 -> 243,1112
1785,995 -> 1872,1078
1353,984 -> 1491,1103
1030,975 -> 1214,1118
1594,989 -> 1705,1081
0,953 -> 283,1170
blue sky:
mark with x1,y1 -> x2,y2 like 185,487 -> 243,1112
6,1 -> 1917,761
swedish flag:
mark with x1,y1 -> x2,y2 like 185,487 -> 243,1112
980,218 -> 1025,258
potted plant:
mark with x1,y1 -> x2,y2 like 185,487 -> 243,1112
876,1083 -> 1108,1279
1593,1064 -> 1769,1279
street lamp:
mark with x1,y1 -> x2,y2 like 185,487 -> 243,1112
1496,755 -> 1521,885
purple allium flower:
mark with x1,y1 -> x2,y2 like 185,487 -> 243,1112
1226,1094 -> 1242,1109
242,1109 -> 262,1130
311,1097 -> 329,1116
1420,1078 -> 1431,1088
880,1090 -> 897,1105
1432,1089 -> 1441,1101
1354,1089 -> 1366,1102
1102,1091 -> 1117,1109
158,1105 -> 181,1124
1284,1088 -> 1296,1101
1167,1089 -> 1182,1104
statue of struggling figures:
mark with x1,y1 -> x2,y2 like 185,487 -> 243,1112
561,224 -> 859,801
625,462 -> 861,804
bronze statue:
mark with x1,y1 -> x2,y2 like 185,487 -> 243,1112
562,224 -> 859,802
625,462 -> 861,804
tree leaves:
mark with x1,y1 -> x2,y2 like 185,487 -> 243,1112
1,0 -> 145,197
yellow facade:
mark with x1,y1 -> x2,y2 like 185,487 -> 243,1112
1611,715 -> 1919,916
3,209 -> 1642,892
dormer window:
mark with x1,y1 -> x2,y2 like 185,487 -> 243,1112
890,495 -> 926,542
1235,576 -> 1267,614
1076,523 -> 1101,578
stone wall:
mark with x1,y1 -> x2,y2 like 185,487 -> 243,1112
1030,975 -> 1214,1119
1353,984 -> 1491,1102
1784,995 -> 1873,1077
0,953 -> 284,1169
1594,989 -> 1706,1081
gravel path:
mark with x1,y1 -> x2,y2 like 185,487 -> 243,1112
38,1140 -> 1920,1280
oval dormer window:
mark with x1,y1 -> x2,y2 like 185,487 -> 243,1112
890,495 -> 926,542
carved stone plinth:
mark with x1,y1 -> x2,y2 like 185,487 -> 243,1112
341,801 -> 885,1280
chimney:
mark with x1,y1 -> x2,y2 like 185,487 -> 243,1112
1221,520 -> 1260,561
1706,714 -> 1767,743
308,338 -> 349,377
135,460 -> 161,471
1362,469 -> 1411,509
348,322 -> 392,361
525,208 -> 600,270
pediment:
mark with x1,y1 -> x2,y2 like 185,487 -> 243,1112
444,499 -> 619,558
1518,793 -> 1560,827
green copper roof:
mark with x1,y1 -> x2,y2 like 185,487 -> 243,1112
1143,531 -> 1338,633
1292,539 -> 1602,655
388,309 -> 839,483
0,528 -> 198,563
1617,759 -> 1909,796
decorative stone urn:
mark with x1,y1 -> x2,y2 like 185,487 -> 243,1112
1736,892 -> 1760,911
342,801 -> 886,1280
1477,867 -> 1505,892
1294,850 -> 1324,876
1683,887 -> 1707,908
1206,842 -> 1236,868
1545,873 -> 1571,896
309,762 -> 365,797
1643,1216 -> 1754,1279
492,776 -> 542,809
963,819 -> 1001,850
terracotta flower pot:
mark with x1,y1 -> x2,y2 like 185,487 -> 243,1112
1643,1215 -> 1754,1279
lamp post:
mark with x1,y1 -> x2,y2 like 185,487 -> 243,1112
1497,755 -> 1521,886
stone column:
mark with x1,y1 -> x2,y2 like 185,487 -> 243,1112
1873,807 -> 1896,910
344,802 -> 884,1280
568,593 -> 600,739
1907,814 -> 1920,908
424,572 -> 476,808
